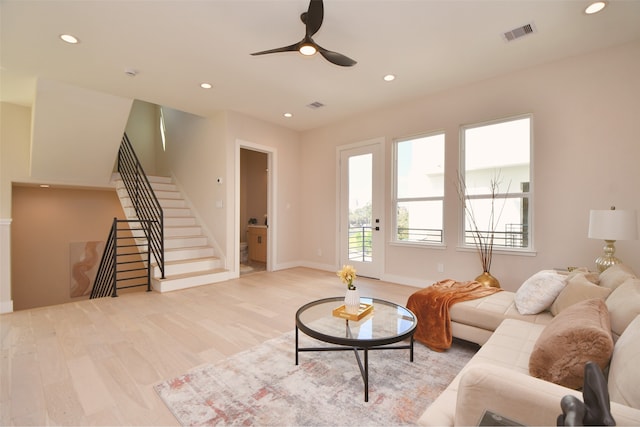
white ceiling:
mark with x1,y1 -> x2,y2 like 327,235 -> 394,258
2,0 -> 640,132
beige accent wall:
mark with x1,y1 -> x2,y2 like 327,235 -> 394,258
299,40 -> 640,291
11,186 -> 125,310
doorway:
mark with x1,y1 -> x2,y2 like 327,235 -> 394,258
338,139 -> 384,279
237,141 -> 274,275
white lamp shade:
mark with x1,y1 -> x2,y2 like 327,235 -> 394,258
588,209 -> 638,241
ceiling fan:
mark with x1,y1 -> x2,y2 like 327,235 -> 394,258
250,0 -> 356,67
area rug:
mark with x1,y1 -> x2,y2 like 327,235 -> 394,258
154,331 -> 477,426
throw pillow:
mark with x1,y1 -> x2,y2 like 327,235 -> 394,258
607,314 -> 640,408
566,267 -> 599,284
598,263 -> 637,291
529,299 -> 614,390
605,278 -> 640,338
550,273 -> 612,316
514,270 -> 567,315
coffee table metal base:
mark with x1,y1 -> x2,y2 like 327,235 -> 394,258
295,321 -> 414,402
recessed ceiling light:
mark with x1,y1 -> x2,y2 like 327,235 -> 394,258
283,112 -> 293,118
200,83 -> 212,89
383,74 -> 396,82
585,1 -> 607,14
60,34 -> 79,44
39,184 -> 50,188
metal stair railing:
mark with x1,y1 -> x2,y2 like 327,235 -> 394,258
91,218 -> 153,298
117,133 -> 165,279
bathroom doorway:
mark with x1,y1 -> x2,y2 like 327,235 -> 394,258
237,142 -> 273,275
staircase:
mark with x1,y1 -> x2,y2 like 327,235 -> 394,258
115,174 -> 229,292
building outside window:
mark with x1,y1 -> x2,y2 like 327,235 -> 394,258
393,132 -> 445,244
460,114 -> 532,250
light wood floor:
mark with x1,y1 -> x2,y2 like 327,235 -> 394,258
0,267 -> 419,426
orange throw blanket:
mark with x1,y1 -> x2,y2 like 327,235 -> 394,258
406,279 -> 502,352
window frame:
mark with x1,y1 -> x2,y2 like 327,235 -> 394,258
392,131 -> 446,247
458,114 -> 535,254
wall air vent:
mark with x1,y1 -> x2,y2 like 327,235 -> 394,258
307,101 -> 325,110
503,22 -> 536,42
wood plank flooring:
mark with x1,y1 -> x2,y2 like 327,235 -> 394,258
0,267 -> 420,426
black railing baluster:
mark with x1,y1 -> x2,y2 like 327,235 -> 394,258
91,133 -> 164,299
117,134 -> 164,279
91,218 -> 155,299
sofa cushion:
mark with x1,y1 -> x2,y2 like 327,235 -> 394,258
514,270 -> 567,315
599,263 -> 637,291
606,279 -> 640,338
529,299 -> 614,389
608,315 -> 640,408
550,273 -> 612,316
450,291 -> 553,333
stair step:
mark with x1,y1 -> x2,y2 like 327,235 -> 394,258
165,235 -> 208,249
154,256 -> 223,276
150,182 -> 178,192
165,246 -> 215,262
152,268 -> 230,293
157,199 -> 187,209
165,226 -> 202,237
154,190 -> 182,200
164,207 -> 192,217
147,176 -> 173,184
165,217 -> 197,227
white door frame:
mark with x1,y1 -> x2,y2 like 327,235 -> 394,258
235,139 -> 276,274
336,137 -> 385,279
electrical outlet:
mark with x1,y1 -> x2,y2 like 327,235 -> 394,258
437,262 -> 444,273
317,248 -> 322,257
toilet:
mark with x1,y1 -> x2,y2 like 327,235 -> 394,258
240,241 -> 248,263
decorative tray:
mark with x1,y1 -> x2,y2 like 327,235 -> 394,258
332,303 -> 373,321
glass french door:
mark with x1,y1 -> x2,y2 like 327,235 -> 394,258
339,140 -> 384,279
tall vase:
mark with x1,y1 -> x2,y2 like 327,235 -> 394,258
475,271 -> 500,288
344,288 -> 360,314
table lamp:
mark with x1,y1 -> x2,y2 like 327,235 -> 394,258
588,206 -> 638,272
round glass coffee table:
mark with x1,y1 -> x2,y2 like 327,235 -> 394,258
295,296 -> 417,402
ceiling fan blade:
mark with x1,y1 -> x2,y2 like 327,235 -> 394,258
305,0 -> 324,37
250,42 -> 300,56
317,45 -> 357,67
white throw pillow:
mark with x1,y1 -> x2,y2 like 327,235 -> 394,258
515,270 -> 568,315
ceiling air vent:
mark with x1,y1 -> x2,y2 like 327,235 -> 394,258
503,22 -> 536,42
307,101 -> 325,110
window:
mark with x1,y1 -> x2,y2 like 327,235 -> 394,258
393,132 -> 445,244
159,107 -> 167,151
460,115 -> 532,250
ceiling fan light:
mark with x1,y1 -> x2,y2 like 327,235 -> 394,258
299,43 -> 317,56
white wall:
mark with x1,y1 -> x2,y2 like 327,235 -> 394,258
30,79 -> 132,186
225,111 -> 301,270
162,107 -> 228,261
0,102 -> 31,313
299,41 -> 640,291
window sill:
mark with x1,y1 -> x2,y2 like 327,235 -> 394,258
389,241 -> 447,250
455,245 -> 537,257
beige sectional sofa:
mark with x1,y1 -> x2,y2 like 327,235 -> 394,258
418,264 -> 640,426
